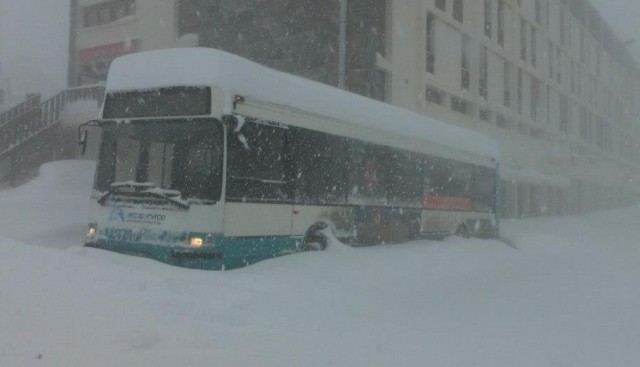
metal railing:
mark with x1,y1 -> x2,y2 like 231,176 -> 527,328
0,84 -> 105,158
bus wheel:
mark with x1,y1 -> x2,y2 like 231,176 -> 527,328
300,222 -> 329,251
455,224 -> 470,239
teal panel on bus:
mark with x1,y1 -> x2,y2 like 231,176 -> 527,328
89,235 -> 302,270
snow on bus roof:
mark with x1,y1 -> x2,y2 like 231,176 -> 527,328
105,47 -> 500,160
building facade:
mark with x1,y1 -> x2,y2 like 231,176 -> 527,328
69,0 -> 188,85
69,0 -> 640,217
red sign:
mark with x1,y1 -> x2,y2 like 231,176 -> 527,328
421,193 -> 472,211
78,40 -> 138,62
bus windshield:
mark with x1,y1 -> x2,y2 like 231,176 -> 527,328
94,119 -> 223,205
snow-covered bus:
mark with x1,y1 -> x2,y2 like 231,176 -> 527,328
82,48 -> 500,270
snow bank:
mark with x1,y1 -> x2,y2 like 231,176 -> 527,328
104,48 -> 500,161
0,160 -> 95,249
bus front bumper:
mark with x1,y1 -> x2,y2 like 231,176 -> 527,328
85,236 -> 300,270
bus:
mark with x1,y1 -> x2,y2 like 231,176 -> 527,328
82,48 -> 500,270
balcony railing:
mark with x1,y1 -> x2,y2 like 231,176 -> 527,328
0,84 -> 104,158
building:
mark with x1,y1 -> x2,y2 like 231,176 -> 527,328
68,0 -> 640,217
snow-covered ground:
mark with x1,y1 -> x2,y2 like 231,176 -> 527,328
1,161 -> 639,367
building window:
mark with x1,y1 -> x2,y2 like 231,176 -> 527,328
570,60 -> 575,93
435,0 -> 446,12
426,12 -> 436,74
496,114 -> 510,129
576,66 -> 582,97
559,8 -> 566,46
580,28 -> 585,63
85,8 -> 98,27
114,2 -> 128,19
559,94 -> 569,133
370,69 -> 387,102
548,42 -> 554,80
479,107 -> 492,123
517,69 -> 523,115
497,0 -> 505,47
546,85 -> 551,124
451,96 -> 470,115
604,123 -> 612,151
461,36 -> 471,90
484,0 -> 492,38
595,119 -> 604,149
530,78 -> 539,122
530,27 -> 537,67
425,87 -> 444,105
479,46 -> 488,99
453,0 -> 463,23
503,61 -> 511,107
580,107 -> 588,141
589,76 -> 596,105
520,17 -> 527,62
98,7 -> 111,24
587,112 -> 594,143
556,46 -> 562,83
83,0 -> 135,28
535,0 -> 542,25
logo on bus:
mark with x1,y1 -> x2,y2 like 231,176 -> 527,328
108,208 -> 166,225
109,208 -> 126,223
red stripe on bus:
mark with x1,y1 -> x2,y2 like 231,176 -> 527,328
421,193 -> 472,210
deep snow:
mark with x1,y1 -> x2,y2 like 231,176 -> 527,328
1,161 -> 639,367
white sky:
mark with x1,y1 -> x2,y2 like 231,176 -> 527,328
589,0 -> 640,59
0,0 -> 69,102
0,0 -> 638,104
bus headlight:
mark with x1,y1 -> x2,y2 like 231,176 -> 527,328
189,237 -> 204,248
186,233 -> 214,248
86,224 -> 97,241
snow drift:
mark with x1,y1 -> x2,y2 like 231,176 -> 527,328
1,160 -> 639,367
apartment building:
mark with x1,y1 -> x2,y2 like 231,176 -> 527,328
402,0 -> 640,217
69,0 -> 193,85
68,0 -> 640,217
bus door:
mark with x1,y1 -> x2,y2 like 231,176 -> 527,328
223,118 -> 294,238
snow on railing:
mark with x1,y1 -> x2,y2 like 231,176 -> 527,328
0,84 -> 105,157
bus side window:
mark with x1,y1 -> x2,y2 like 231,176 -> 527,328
471,165 -> 495,212
387,151 -> 421,207
449,161 -> 472,198
348,143 -> 388,205
289,128 -> 348,205
178,140 -> 221,200
425,157 -> 451,196
226,120 -> 287,202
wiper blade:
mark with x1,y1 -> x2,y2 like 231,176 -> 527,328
142,188 -> 190,209
97,182 -> 189,209
97,182 -> 155,205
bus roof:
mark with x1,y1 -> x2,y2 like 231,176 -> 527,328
104,47 -> 500,161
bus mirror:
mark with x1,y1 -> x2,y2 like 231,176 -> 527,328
78,119 -> 101,156
223,114 -> 250,150
79,130 -> 88,155
223,114 -> 246,133
237,133 -> 250,151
